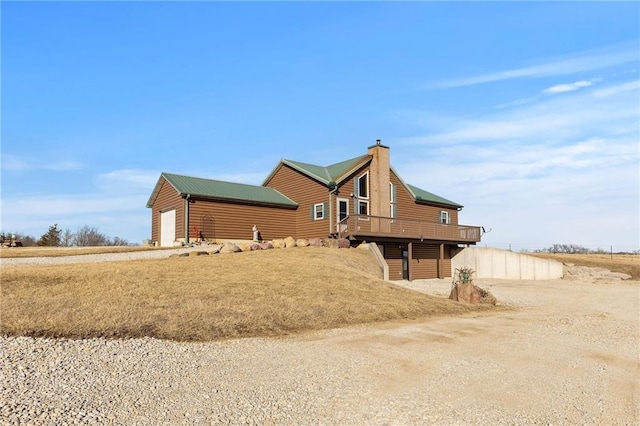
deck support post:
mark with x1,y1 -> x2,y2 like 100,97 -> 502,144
184,195 -> 191,245
408,241 -> 413,281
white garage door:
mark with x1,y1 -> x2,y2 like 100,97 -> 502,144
160,209 -> 176,247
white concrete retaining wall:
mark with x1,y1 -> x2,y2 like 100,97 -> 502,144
363,242 -> 389,281
452,247 -> 563,280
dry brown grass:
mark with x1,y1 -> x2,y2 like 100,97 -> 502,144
0,246 -> 162,258
531,253 -> 640,280
1,247 -> 493,341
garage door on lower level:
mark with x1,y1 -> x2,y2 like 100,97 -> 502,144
160,209 -> 176,247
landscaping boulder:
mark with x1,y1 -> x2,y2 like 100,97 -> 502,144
449,283 -> 481,304
322,238 -> 339,249
189,251 -> 209,257
308,238 -> 323,247
449,283 -> 496,305
272,239 -> 286,249
208,244 -> 222,254
220,243 -> 241,254
250,243 -> 261,251
258,241 -> 274,250
284,236 -> 297,248
337,238 -> 350,248
296,239 -> 310,247
238,243 -> 253,252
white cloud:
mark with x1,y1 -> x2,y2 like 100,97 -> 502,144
0,192 -> 152,243
0,166 -> 161,243
542,78 -> 600,94
95,169 -> 160,193
4,194 -> 146,217
402,79 -> 639,146
392,78 -> 639,250
0,167 -> 277,243
430,42 -> 638,89
1,155 -> 84,172
592,79 -> 640,97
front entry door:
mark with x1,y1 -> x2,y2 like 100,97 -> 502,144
401,245 -> 409,280
337,198 -> 349,233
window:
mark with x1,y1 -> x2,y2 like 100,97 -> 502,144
357,172 -> 368,198
313,203 -> 325,220
354,172 -> 369,218
440,210 -> 450,224
358,200 -> 369,215
389,182 -> 397,219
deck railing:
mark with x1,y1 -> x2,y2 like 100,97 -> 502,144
337,215 -> 481,243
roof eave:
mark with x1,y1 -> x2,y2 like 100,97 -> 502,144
186,193 -> 298,209
415,199 -> 464,210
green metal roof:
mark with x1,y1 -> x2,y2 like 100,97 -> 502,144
147,173 -> 298,208
279,155 -> 372,186
282,159 -> 333,185
325,155 -> 372,182
406,183 -> 463,209
269,155 -> 463,209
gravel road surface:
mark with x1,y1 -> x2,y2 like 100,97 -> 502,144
0,247 -> 204,267
2,257 -> 638,425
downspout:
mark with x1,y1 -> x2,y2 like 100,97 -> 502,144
328,181 -> 338,236
184,194 -> 191,245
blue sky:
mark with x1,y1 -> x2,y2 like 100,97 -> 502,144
2,1 -> 638,251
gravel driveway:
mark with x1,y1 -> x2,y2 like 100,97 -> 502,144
0,247 -> 205,267
2,260 -> 638,425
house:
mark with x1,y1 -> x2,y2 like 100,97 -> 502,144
147,141 -> 482,280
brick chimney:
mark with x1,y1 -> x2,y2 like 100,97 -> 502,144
367,140 -> 391,217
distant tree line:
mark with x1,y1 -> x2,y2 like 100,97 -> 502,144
1,224 -> 132,247
535,244 -> 639,255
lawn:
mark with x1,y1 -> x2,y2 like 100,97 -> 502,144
1,247 -> 493,341
0,245 -> 162,258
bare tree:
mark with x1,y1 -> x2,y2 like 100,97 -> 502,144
541,244 -> 590,254
73,225 -> 109,247
61,228 -> 74,247
14,232 -> 37,247
110,236 -> 130,246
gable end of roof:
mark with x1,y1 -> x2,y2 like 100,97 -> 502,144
148,172 -> 298,208
407,183 -> 463,209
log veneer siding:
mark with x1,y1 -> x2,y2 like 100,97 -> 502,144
187,200 -> 296,242
265,165 -> 332,239
390,171 -> 459,224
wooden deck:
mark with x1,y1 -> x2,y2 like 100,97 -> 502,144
337,215 -> 481,243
